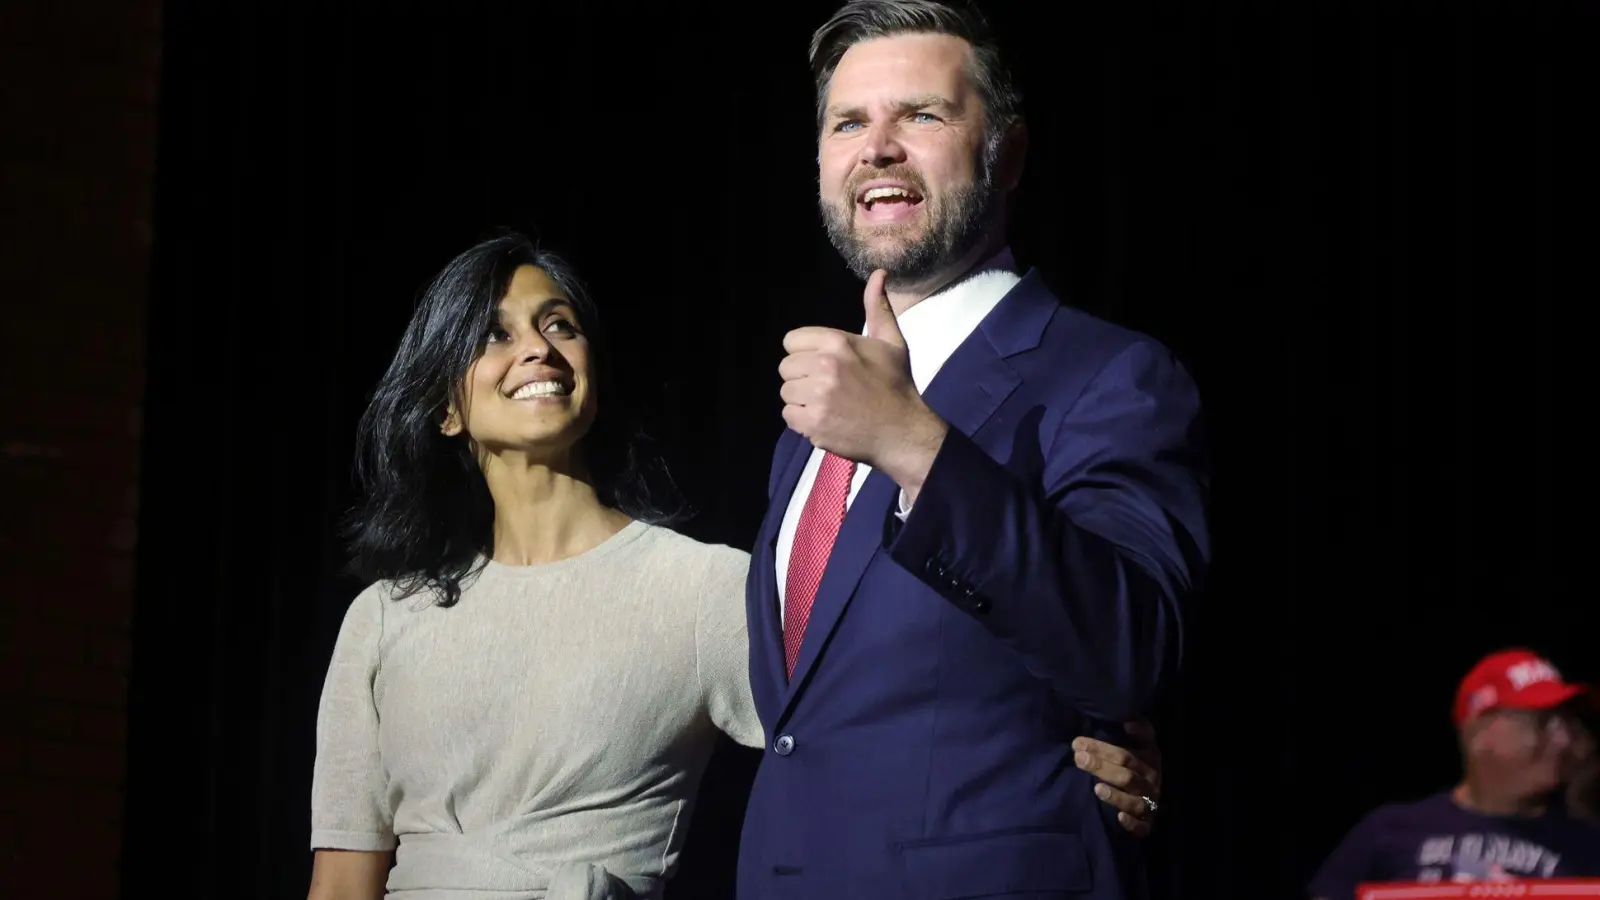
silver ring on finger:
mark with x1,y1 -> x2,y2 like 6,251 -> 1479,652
1142,795 -> 1159,815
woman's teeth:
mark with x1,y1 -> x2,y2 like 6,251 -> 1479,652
510,380 -> 569,400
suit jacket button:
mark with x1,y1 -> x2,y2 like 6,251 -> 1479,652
773,734 -> 796,756
971,595 -> 991,614
925,558 -> 946,579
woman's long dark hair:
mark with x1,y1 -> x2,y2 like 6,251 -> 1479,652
345,230 -> 682,607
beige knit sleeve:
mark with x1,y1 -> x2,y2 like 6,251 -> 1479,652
310,584 -> 396,851
695,546 -> 765,749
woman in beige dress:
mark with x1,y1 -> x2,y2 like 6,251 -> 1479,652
307,232 -> 1163,900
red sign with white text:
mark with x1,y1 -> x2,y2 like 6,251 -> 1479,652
1358,881 -> 1600,900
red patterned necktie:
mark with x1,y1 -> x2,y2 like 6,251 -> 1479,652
783,451 -> 857,679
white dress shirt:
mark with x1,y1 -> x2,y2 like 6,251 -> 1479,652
774,251 -> 1023,618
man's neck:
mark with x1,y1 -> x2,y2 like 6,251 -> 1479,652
1453,779 -> 1549,818
885,235 -> 1010,316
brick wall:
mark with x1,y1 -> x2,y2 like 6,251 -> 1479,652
0,2 -> 164,896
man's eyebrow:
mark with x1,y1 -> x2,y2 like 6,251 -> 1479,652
824,95 -> 956,120
896,94 -> 955,112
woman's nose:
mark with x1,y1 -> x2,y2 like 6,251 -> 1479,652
516,332 -> 551,363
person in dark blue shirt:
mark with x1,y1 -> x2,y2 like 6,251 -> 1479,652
1309,648 -> 1600,899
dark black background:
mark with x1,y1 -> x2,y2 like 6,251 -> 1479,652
123,1 -> 1598,897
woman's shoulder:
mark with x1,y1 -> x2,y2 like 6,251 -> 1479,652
635,522 -> 750,558
344,574 -> 454,619
633,523 -> 751,576
352,575 -> 434,605
324,579 -> 401,653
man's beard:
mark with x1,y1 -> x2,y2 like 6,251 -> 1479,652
820,159 -> 1001,289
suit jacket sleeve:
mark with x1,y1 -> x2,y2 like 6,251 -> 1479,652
887,339 -> 1209,721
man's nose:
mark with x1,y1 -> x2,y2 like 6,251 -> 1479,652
1547,715 -> 1576,751
859,122 -> 907,167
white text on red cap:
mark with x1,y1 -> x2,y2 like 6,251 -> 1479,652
1506,659 -> 1560,691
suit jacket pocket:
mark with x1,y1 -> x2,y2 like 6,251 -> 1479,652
898,828 -> 1090,899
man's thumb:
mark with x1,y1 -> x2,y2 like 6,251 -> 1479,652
863,269 -> 904,347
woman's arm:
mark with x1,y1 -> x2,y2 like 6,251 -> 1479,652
307,849 -> 392,900
697,546 -> 766,749
1073,719 -> 1163,837
310,588 -> 400,891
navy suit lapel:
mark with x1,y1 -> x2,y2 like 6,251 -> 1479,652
751,431 -> 811,704
923,269 -> 1059,435
920,337 -> 1020,442
781,467 -> 898,705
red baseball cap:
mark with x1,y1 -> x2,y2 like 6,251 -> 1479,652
1453,648 -> 1592,727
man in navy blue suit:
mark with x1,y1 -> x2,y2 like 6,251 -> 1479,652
737,1 -> 1211,898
